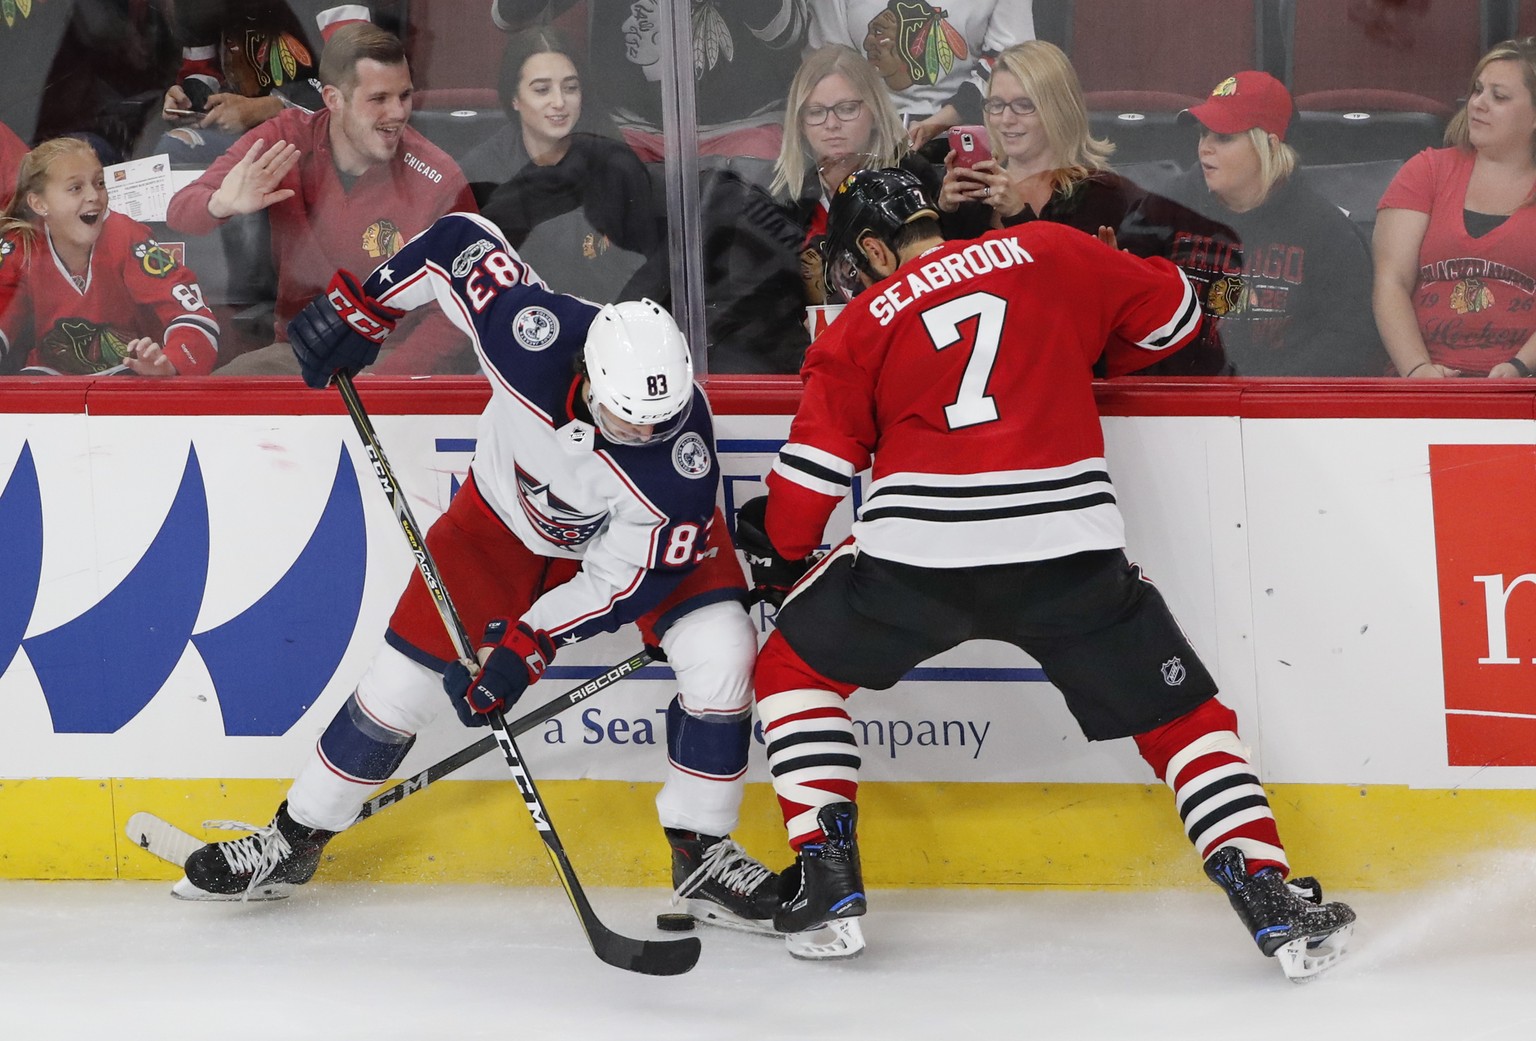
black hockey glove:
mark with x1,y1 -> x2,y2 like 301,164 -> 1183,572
734,495 -> 815,608
289,270 -> 403,389
442,619 -> 556,728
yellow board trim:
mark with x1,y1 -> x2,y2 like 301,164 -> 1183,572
0,778 -> 1527,888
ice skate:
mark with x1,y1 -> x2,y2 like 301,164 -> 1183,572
172,801 -> 336,902
774,802 -> 867,960
667,828 -> 780,935
1205,845 -> 1355,982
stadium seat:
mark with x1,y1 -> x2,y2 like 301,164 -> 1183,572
1038,0 -> 1272,165
1280,0 -> 1487,163
1300,157 -> 1405,239
404,0 -> 510,162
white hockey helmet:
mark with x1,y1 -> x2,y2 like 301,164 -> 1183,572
583,299 -> 695,445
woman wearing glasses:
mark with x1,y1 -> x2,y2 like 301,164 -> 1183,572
771,45 -> 942,306
937,40 -> 1144,243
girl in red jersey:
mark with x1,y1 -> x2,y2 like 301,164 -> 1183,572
0,138 -> 219,376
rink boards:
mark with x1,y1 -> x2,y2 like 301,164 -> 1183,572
1,377 -> 1535,888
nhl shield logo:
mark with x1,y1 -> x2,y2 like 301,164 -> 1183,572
513,306 -> 559,350
672,433 -> 711,479
1160,657 -> 1187,686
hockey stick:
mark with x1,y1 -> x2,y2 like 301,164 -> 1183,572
359,647 -> 654,819
127,652 -> 657,868
335,372 -> 700,977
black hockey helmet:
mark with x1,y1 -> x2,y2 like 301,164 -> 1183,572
822,167 -> 940,302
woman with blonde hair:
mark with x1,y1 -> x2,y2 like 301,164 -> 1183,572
1129,70 -> 1382,375
772,45 -> 941,304
1374,37 -> 1536,378
938,39 -> 1141,241
0,137 -> 218,376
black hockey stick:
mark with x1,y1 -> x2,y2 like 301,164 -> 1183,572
358,647 -> 655,820
335,372 -> 700,977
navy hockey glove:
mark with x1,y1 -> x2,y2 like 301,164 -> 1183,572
442,619 -> 557,728
734,495 -> 815,608
289,270 -> 403,389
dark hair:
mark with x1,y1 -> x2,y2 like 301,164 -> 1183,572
318,23 -> 407,93
497,27 -> 584,118
891,216 -> 941,253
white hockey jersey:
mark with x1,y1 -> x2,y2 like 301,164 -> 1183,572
364,212 -> 722,641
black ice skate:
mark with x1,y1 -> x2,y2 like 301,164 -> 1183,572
667,828 -> 780,935
172,801 -> 336,902
1205,845 -> 1355,981
773,801 -> 868,963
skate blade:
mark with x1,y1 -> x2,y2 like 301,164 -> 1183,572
1276,923 -> 1353,982
784,917 -> 865,961
681,898 -> 778,937
170,876 -> 295,902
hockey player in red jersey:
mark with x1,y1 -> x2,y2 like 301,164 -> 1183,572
735,168 -> 1356,978
0,138 -> 219,376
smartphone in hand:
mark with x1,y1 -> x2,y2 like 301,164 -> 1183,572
947,125 -> 992,169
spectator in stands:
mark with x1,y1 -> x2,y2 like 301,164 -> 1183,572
166,24 -> 478,375
462,28 -> 665,304
0,137 -> 219,376
936,41 -> 1144,243
1374,37 -> 1536,379
1134,72 -> 1384,376
155,4 -> 376,163
1,122 -> 26,211
808,0 -> 1035,149
492,0 -> 806,161
771,45 -> 940,307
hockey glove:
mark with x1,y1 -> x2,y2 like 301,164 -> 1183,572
441,619 -> 557,728
735,495 -> 815,608
289,270 -> 404,389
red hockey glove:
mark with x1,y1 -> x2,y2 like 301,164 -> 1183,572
441,620 -> 557,728
734,495 -> 817,608
289,270 -> 404,389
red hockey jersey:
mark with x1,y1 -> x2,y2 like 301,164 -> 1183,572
166,108 -> 477,373
0,211 -> 220,375
765,223 -> 1202,567
0,121 -> 25,211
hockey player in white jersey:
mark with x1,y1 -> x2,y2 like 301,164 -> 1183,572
172,212 -> 780,936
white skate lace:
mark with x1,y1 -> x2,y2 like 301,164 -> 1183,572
203,818 -> 294,900
675,838 -> 772,900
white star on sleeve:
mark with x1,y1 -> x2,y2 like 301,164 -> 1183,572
377,264 -> 394,283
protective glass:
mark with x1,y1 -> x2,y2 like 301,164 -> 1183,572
803,99 -> 866,125
982,96 -> 1037,117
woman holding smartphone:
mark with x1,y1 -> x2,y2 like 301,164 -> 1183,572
938,40 -> 1144,242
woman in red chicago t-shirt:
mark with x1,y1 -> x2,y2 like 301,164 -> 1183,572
1374,37 -> 1536,379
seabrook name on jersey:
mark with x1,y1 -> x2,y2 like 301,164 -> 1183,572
867,237 -> 1034,326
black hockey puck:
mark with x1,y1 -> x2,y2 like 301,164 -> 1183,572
656,912 -> 697,932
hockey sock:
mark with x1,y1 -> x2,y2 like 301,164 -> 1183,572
756,635 -> 861,849
288,692 -> 416,831
655,697 -> 751,836
1134,698 -> 1289,876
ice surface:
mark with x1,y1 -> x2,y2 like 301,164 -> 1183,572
1,877 -> 1533,1040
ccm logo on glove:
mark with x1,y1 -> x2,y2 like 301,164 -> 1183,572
442,619 -> 557,727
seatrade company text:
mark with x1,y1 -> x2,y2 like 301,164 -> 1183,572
538,707 -> 993,761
